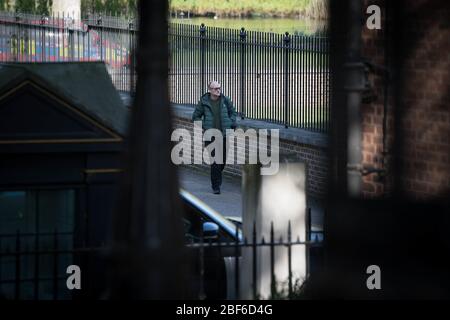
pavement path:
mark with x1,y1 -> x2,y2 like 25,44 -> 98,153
178,166 -> 324,231
178,166 -> 242,220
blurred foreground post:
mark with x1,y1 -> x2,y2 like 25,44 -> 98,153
108,0 -> 187,299
241,161 -> 307,299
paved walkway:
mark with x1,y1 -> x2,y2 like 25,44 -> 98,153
178,166 -> 324,231
119,92 -> 324,231
178,166 -> 242,220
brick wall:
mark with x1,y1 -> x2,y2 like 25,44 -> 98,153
398,0 -> 449,199
172,115 -> 328,198
361,0 -> 449,199
360,0 -> 393,198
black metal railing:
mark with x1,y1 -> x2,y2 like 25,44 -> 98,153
186,220 -> 323,300
0,230 -> 78,300
0,212 -> 323,300
169,23 -> 330,132
0,11 -> 137,92
0,11 -> 330,132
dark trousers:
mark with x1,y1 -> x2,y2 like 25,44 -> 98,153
205,137 -> 227,190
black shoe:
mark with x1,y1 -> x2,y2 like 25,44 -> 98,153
213,188 -> 221,194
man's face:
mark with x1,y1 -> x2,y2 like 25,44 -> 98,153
208,81 -> 221,99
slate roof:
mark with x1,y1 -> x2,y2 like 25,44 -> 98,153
0,62 -> 129,136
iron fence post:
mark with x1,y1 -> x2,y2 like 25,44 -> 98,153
240,27 -> 246,119
200,23 -> 206,95
97,14 -> 103,61
252,221 -> 257,299
128,19 -> 134,94
234,223 -> 240,300
306,207 -> 312,278
284,32 -> 291,128
270,221 -> 275,298
306,207 -> 312,242
87,24 -> 91,62
69,28 -> 74,60
40,16 -> 45,61
53,230 -> 58,300
14,230 -> 20,300
198,221 -> 206,300
0,237 -> 2,287
15,13 -> 20,62
287,221 -> 292,299
34,232 -> 40,300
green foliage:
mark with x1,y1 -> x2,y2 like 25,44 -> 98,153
104,0 -> 120,14
15,0 -> 36,13
175,17 -> 326,34
77,0 -> 325,20
77,0 -> 326,19
269,277 -> 308,300
80,0 -> 137,16
94,0 -> 103,12
169,0 -> 327,19
126,0 -> 136,14
36,0 -> 51,15
12,0 -> 53,15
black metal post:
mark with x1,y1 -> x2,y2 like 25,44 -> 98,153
252,221 -> 257,299
200,23 -> 206,95
240,27 -> 246,119
87,24 -> 91,62
306,207 -> 312,241
198,222 -> 206,300
57,13 -> 61,62
270,221 -> 275,298
34,232 -> 39,300
128,19 -> 134,94
98,15 -> 103,61
284,32 -> 291,128
234,223 -> 240,300
0,237 -> 2,287
40,16 -> 45,61
110,0 -> 187,299
14,230 -> 21,300
15,16 -> 21,62
53,230 -> 58,300
63,13 -> 67,61
69,29 -> 74,60
306,207 -> 312,277
287,221 -> 292,299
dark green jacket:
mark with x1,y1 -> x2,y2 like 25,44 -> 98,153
192,93 -> 237,135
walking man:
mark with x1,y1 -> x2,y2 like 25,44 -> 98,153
192,80 -> 237,194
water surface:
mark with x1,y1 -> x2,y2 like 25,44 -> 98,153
171,17 -> 327,35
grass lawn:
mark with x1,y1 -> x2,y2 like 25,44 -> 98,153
170,0 -> 323,18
